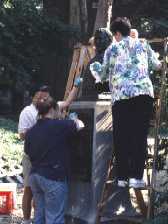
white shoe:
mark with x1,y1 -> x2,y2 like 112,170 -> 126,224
129,178 -> 146,189
21,220 -> 32,224
118,180 -> 128,187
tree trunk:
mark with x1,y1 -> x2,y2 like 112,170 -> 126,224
93,0 -> 113,33
78,0 -> 88,34
42,0 -> 70,100
70,0 -> 80,26
43,0 -> 69,22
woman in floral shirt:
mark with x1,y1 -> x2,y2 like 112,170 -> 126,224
90,17 -> 161,188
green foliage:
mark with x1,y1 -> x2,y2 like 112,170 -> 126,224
113,0 -> 168,38
0,0 -> 79,93
0,118 -> 23,175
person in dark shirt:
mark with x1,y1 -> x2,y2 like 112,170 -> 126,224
24,96 -> 84,224
81,28 -> 112,100
59,28 -> 112,113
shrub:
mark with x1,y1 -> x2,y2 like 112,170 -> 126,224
0,118 -> 23,176
0,0 -> 79,94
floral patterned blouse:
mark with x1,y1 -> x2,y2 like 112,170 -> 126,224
90,36 -> 161,105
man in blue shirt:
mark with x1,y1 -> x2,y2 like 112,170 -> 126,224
24,96 -> 84,224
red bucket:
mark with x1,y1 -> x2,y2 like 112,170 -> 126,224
0,191 -> 14,214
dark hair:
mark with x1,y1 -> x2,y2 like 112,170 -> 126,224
38,85 -> 50,92
94,28 -> 113,53
36,96 -> 57,116
111,17 -> 131,37
30,85 -> 50,97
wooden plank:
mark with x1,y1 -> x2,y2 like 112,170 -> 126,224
69,0 -> 80,27
94,0 -> 113,32
148,38 -> 165,43
96,159 -> 114,224
86,45 -> 95,60
101,215 -> 144,223
75,46 -> 88,76
64,46 -> 81,100
64,44 -> 95,101
134,189 -> 147,218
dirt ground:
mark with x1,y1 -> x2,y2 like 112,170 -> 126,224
0,187 -> 145,224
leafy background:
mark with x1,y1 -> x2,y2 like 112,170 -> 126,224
0,0 -> 80,112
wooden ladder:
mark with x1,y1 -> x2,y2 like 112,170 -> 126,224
95,156 -> 150,224
63,43 -> 95,101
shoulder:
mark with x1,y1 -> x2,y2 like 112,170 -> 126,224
20,105 -> 30,115
20,104 -> 36,116
50,119 -> 77,135
18,104 -> 37,130
104,43 -> 118,58
131,38 -> 148,53
53,119 -> 75,128
19,106 -> 31,122
46,119 -> 75,129
133,38 -> 148,47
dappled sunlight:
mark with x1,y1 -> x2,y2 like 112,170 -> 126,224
0,118 -> 23,179
115,205 -> 126,215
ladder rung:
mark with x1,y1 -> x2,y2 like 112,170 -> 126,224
100,215 -> 144,223
133,186 -> 152,191
104,180 -> 152,190
106,180 -> 113,184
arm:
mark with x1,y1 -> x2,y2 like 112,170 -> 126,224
24,134 -> 29,155
101,47 -> 111,81
90,45 -> 114,82
68,113 -> 85,131
18,110 -> 29,140
59,77 -> 83,111
18,107 -> 36,140
60,86 -> 79,110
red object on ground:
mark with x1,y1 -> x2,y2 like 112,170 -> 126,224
0,191 -> 14,214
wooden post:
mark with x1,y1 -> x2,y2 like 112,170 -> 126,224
79,0 -> 88,34
43,0 -> 69,22
70,0 -> 80,27
134,189 -> 147,217
93,0 -> 113,33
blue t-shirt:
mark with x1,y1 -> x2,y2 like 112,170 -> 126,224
24,118 -> 77,181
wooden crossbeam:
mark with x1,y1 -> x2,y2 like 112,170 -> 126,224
148,38 -> 165,43
64,45 -> 81,100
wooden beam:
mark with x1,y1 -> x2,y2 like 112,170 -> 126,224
64,44 -> 95,100
70,0 -> 80,27
148,38 -> 165,43
79,0 -> 88,34
94,0 -> 113,33
134,189 -> 147,218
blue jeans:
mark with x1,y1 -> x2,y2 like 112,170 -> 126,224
29,173 -> 68,224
